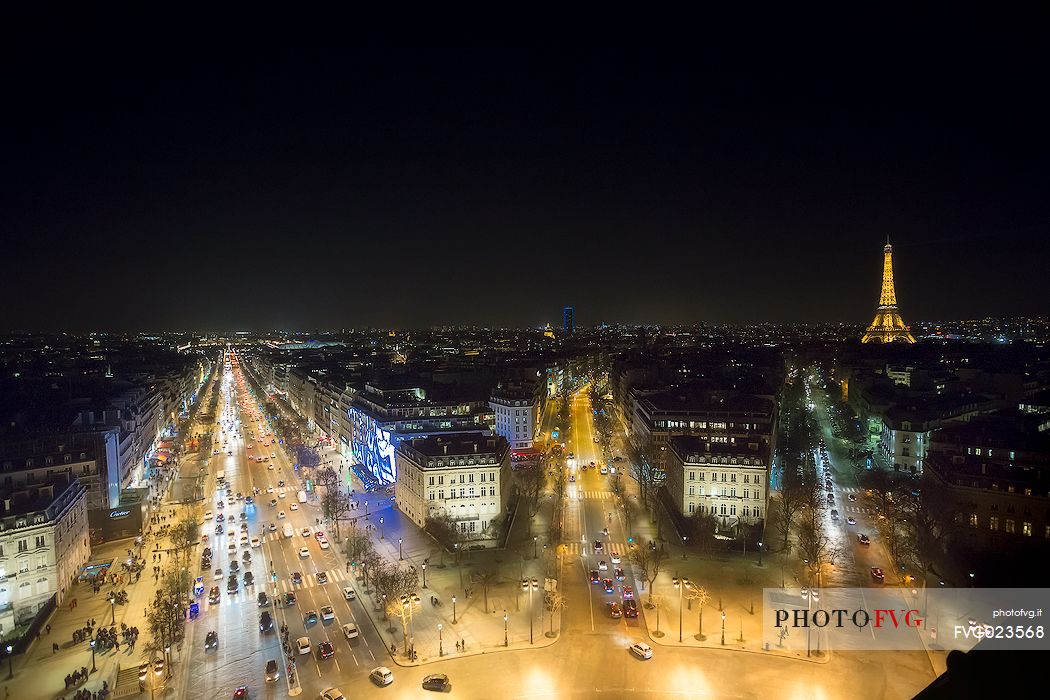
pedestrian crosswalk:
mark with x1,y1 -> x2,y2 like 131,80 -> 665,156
560,541 -> 631,556
566,489 -> 616,500
274,567 -> 352,593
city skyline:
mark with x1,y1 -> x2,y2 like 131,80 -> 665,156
4,43 -> 1049,331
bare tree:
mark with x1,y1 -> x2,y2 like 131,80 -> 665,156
316,466 -> 349,540
629,544 -> 669,604
627,439 -> 665,517
517,465 -> 545,517
687,585 -> 711,639
386,593 -> 422,653
471,568 -> 500,614
795,484 -> 839,586
545,590 -> 567,635
650,593 -> 666,634
424,513 -> 462,552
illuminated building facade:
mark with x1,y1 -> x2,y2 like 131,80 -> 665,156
861,240 -> 916,344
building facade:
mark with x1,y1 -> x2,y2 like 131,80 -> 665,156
395,434 -> 510,545
489,386 -> 538,451
666,436 -> 768,533
0,475 -> 89,636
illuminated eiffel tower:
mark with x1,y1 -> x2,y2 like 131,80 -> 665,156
861,239 -> 916,344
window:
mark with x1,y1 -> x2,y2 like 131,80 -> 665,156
688,486 -> 695,496
968,514 -> 978,528
1023,522 -> 1032,537
990,516 -> 999,531
688,503 -> 696,514
1006,519 -> 1016,534
688,471 -> 695,481
17,539 -> 28,553
34,536 -> 45,548
719,503 -> 727,515
459,488 -> 465,498
489,486 -> 495,496
730,487 -> 736,498
754,507 -> 761,518
730,505 -> 737,516
438,490 -> 444,500
743,489 -> 749,500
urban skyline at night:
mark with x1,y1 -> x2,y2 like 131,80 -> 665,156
2,32 -> 1047,700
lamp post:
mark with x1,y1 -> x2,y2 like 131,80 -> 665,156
379,517 -> 385,540
682,535 -> 688,559
969,572 -> 975,587
758,541 -> 764,567
673,575 -> 689,642
438,623 -> 443,656
90,639 -> 97,673
398,537 -> 403,560
4,644 -> 11,680
533,535 -> 538,559
111,598 -> 116,625
721,612 -> 726,646
503,612 -> 509,647
526,577 -> 538,644
422,562 -> 427,588
452,596 -> 457,624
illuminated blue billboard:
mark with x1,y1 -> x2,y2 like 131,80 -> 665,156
348,407 -> 398,483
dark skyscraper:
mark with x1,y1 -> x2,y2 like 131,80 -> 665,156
563,306 -> 575,334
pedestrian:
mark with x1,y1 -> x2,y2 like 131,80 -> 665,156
46,623 -> 52,634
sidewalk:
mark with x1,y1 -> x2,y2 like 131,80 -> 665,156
335,467 -> 564,667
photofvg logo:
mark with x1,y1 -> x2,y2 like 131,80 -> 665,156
762,588 -> 1050,653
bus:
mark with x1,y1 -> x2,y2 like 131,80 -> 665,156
296,490 -> 307,503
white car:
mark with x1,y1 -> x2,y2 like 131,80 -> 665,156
370,667 -> 393,686
321,606 -> 335,621
278,511 -> 286,519
267,463 -> 274,470
301,527 -> 312,538
342,587 -> 356,601
321,689 -> 346,700
630,642 -> 653,659
598,560 -> 608,571
271,453 -> 276,459
278,491 -> 286,498
610,553 -> 621,564
295,637 -> 311,655
298,547 -> 310,559
341,623 -> 359,639
250,537 -> 261,548
204,511 -> 213,520
227,542 -> 237,554
267,486 -> 274,493
290,503 -> 299,511
319,539 -> 330,550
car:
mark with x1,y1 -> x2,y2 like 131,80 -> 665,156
858,534 -> 871,545
830,509 -> 839,519
593,540 -> 604,552
630,642 -> 653,659
271,453 -> 276,459
244,571 -> 254,586
343,587 -> 356,600
599,466 -> 609,475
320,689 -> 346,700
239,512 -> 247,521
603,578 -> 614,593
208,586 -> 221,603
370,667 -> 394,686
609,602 -> 622,618
227,576 -> 238,593
202,546 -> 212,557
871,567 -> 885,581
268,523 -> 277,532
321,605 -> 335,621
278,480 -> 286,487
229,560 -> 240,573
422,674 -> 450,691
568,474 -> 576,482
205,631 -> 218,650
847,517 -> 856,525
614,567 -> 625,581
567,452 -> 574,459
227,542 -> 237,554
589,570 -> 600,584
284,591 -> 297,606
236,492 -> 243,500
303,609 -> 318,625
317,572 -> 328,585
622,586 -> 635,599
299,547 -> 310,559
250,536 -> 261,548
265,658 -> 280,683
278,510 -> 286,519
214,524 -> 224,535
611,553 -> 621,564
267,486 -> 274,493
319,538 -> 330,550
317,641 -> 335,659
213,567 -> 223,580
239,523 -> 249,532
341,622 -> 360,639
204,510 -> 213,520
289,503 -> 299,511
848,494 -> 858,501
269,499 -> 278,507
244,496 -> 253,505
201,557 -> 212,570
295,637 -> 311,655
259,611 -> 273,631
257,591 -> 269,607
301,527 -> 312,538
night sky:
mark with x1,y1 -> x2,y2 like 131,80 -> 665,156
3,39 -> 1048,331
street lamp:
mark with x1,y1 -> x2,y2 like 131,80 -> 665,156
111,598 -> 116,625
758,541 -> 764,566
399,537 -> 403,560
969,572 -> 975,587
379,517 -> 385,540
452,595 -> 457,624
533,535 -> 538,559
438,623 -> 444,656
525,577 -> 539,644
4,644 -> 11,680
673,575 -> 689,642
721,612 -> 726,646
90,639 -> 97,673
503,612 -> 509,647
682,535 -> 688,559
421,562 -> 427,588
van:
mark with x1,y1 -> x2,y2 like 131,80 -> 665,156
297,490 -> 307,504
282,523 -> 294,538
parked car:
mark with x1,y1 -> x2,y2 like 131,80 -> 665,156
422,674 -> 450,691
